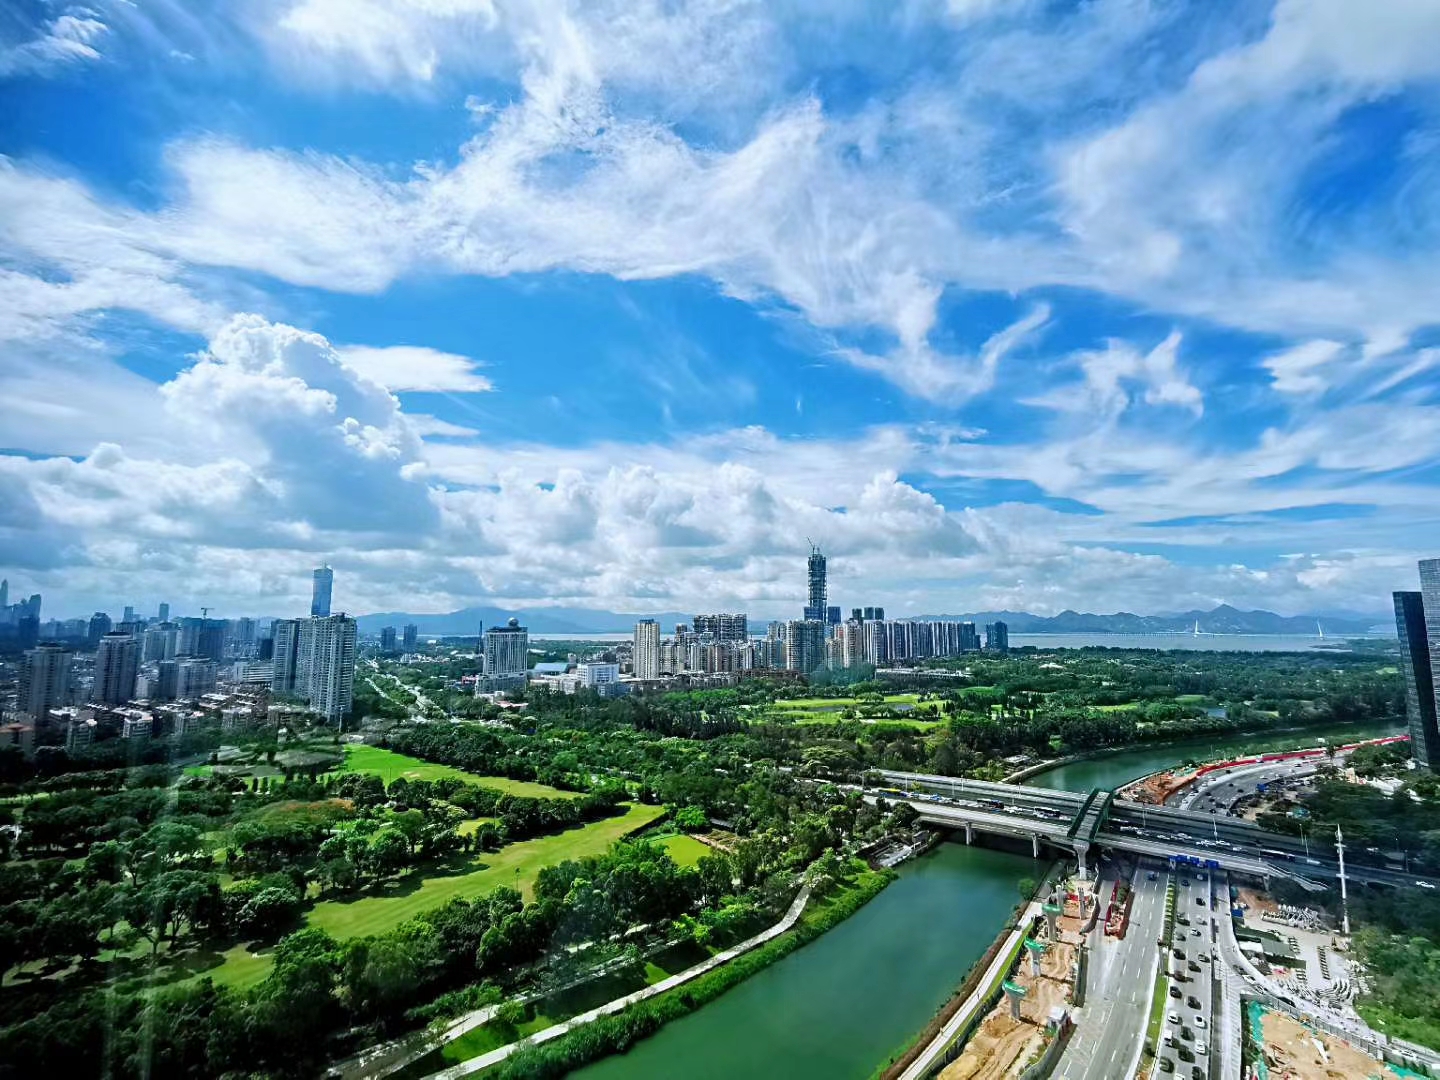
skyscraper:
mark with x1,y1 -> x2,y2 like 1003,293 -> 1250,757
94,632 -> 139,705
158,602 -> 170,623
270,615 -> 356,723
19,643 -> 71,721
692,613 -> 748,641
122,605 -> 135,624
87,611 -> 112,648
804,545 -> 827,621
783,619 -> 825,674
271,619 -> 301,696
633,619 -> 660,679
303,615 -> 357,723
176,617 -> 227,661
402,624 -> 418,652
311,566 -> 334,618
1395,591 -> 1439,769
985,620 -> 1010,652
380,626 -> 398,653
0,578 -> 7,609
484,618 -> 529,678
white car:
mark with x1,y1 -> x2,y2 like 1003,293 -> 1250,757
1194,1016 -> 1207,1028
1168,1011 -> 1180,1024
1418,881 -> 1436,890
1196,1044 -> 1208,1056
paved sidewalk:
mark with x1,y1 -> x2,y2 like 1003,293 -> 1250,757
429,886 -> 813,1079
897,902 -> 1043,1080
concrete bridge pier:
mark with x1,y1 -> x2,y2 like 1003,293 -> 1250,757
1031,833 -> 1040,858
1073,841 -> 1091,880
964,823 -> 973,845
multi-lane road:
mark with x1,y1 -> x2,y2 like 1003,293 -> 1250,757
1056,858 -> 1170,1080
1155,868 -> 1221,1080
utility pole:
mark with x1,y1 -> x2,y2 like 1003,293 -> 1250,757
1335,824 -> 1351,937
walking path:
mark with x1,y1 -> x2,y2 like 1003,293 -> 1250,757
427,885 -> 813,1079
898,902 -> 1042,1080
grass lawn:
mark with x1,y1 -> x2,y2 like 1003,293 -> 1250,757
1173,694 -> 1211,705
1093,702 -> 1141,712
202,802 -> 666,987
341,745 -> 578,799
457,816 -> 497,836
660,834 -> 712,867
771,692 -> 923,711
307,803 -> 665,937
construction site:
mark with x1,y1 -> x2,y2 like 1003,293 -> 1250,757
938,893 -> 1086,1080
1249,1003 -> 1393,1080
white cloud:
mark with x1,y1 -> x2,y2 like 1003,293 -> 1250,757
1263,339 -> 1346,395
0,14 -> 107,77
339,344 -> 494,393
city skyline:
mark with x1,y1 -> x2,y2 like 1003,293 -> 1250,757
4,3 -> 1440,621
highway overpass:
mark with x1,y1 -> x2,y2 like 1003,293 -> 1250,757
872,769 -> 1438,890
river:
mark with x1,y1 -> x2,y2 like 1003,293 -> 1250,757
569,844 -> 1041,1080
1023,718 -> 1404,792
566,717 -> 1401,1078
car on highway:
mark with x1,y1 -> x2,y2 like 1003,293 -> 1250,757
1170,986 -> 1181,999
1168,1011 -> 1180,1025
1148,870 -> 1158,881
1172,948 -> 1185,959
1196,896 -> 1206,905
1181,1025 -> 1194,1042
1195,1044 -> 1208,1056
1194,1015 -> 1206,1028
1419,881 -> 1436,889
1187,996 -> 1200,1009
1159,1059 -> 1174,1074
1192,1067 -> 1205,1080
1177,1046 -> 1195,1062
1197,952 -> 1209,963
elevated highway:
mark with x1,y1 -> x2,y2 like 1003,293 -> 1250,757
871,769 -> 1439,890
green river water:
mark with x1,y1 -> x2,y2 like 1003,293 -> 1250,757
566,718 -> 1401,1079
1024,718 -> 1403,792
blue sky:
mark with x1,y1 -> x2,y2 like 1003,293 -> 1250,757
2,0 -> 1439,621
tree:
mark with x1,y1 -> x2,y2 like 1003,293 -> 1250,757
1017,876 -> 1037,901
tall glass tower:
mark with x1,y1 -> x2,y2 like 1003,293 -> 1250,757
311,565 -> 334,618
804,545 -> 827,621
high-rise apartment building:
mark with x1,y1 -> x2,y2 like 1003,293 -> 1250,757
692,613 -> 748,641
142,624 -> 177,663
175,658 -> 218,701
157,602 -> 170,623
122,605 -> 135,624
311,566 -> 334,618
484,618 -> 529,678
87,611 -> 112,648
0,579 -> 7,609
985,621 -> 1010,652
804,546 -> 827,621
380,626 -> 398,653
19,643 -> 71,721
270,615 -> 356,723
783,619 -> 826,674
94,632 -> 139,705
176,617 -> 227,662
633,619 -> 660,679
402,624 -> 418,652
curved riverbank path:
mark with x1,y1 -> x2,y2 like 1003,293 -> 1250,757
428,885 -> 813,1079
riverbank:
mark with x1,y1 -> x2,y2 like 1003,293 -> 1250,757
874,864 -> 1063,1080
460,864 -> 896,1079
1017,718 -> 1404,791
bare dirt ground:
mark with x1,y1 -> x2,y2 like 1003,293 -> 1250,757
938,939 -> 1077,1080
1259,1009 -> 1387,1080
1238,886 -> 1279,916
1120,770 -> 1192,805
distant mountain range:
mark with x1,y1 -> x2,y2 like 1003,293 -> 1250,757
915,604 -> 1384,636
355,606 -> 696,636
356,602 -> 1386,637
